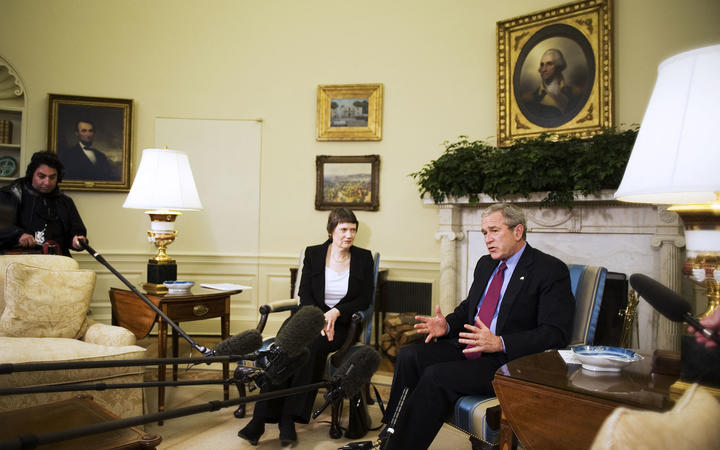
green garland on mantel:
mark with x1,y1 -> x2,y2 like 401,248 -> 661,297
410,128 -> 639,208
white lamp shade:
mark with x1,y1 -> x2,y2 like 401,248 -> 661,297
123,148 -> 203,210
614,44 -> 720,204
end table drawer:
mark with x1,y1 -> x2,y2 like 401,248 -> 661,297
164,300 -> 225,321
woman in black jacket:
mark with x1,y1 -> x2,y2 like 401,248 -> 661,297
239,208 -> 374,446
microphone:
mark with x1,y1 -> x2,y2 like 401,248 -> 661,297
0,330 -> 262,376
263,348 -> 310,386
312,345 -> 381,419
78,239 -> 213,355
629,273 -> 720,345
256,306 -> 325,386
212,329 -> 263,356
276,305 -> 326,358
79,239 -> 261,358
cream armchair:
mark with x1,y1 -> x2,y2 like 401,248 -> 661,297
0,255 -> 147,418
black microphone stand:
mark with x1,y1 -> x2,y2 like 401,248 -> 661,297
80,241 -> 212,355
0,354 -> 258,375
379,387 -> 408,450
0,381 -> 331,450
2,361 -> 269,397
1,377 -> 242,396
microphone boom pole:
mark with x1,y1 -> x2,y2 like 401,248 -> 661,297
80,241 -> 212,355
0,381 -> 331,450
0,354 -> 258,375
1,378 -> 242,396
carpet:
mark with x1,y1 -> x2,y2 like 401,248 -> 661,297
137,336 -> 472,449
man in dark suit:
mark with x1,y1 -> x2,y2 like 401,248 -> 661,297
59,120 -> 119,181
382,203 -> 575,449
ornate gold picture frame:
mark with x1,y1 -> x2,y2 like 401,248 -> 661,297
497,0 -> 613,146
316,84 -> 383,141
47,94 -> 133,191
315,155 -> 380,211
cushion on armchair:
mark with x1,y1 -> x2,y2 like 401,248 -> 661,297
0,262 -> 95,339
0,254 -> 78,314
590,383 -> 720,450
82,319 -> 137,347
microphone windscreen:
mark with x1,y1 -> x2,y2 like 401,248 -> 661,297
334,345 -> 381,397
213,329 -> 263,356
629,273 -> 690,322
276,306 -> 325,358
264,348 -> 310,385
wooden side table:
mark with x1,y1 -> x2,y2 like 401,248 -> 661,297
109,287 -> 241,420
492,350 -> 677,450
0,394 -> 161,449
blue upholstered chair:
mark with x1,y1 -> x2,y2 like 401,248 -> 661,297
449,264 -> 608,444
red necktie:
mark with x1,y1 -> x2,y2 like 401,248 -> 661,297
465,261 -> 506,359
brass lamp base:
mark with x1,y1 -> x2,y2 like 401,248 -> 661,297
147,210 -> 180,264
143,209 -> 182,294
143,282 -> 169,295
145,260 -> 177,295
676,209 -> 720,319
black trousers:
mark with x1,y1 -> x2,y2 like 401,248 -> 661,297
383,339 -> 505,450
252,324 -> 349,424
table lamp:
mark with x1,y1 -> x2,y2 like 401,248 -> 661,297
123,148 -> 203,294
615,43 -> 720,389
614,44 -> 720,320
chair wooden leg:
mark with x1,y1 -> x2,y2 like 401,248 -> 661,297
365,383 -> 374,405
234,380 -> 247,418
329,399 -> 343,439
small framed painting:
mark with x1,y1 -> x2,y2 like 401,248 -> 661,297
316,84 -> 383,141
315,155 -> 380,211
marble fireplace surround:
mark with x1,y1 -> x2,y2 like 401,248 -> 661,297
428,190 -> 685,352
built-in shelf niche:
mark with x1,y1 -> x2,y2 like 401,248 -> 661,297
0,57 -> 26,182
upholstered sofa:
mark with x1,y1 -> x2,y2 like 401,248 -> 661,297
0,255 -> 146,418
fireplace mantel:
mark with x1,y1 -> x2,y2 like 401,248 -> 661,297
427,190 -> 685,351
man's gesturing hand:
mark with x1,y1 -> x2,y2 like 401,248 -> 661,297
414,305 -> 448,343
459,317 -> 503,355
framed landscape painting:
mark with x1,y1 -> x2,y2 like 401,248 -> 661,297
315,155 -> 380,211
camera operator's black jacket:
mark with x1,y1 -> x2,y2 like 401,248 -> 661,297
0,178 -> 86,256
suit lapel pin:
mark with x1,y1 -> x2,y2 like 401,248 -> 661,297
519,276 -> 525,280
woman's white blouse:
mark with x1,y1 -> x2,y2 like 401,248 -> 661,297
324,267 -> 349,308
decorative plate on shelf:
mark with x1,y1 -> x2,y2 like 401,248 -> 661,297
0,156 -> 17,177
571,345 -> 643,372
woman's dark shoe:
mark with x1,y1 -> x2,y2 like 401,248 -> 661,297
238,418 -> 265,446
279,417 -> 297,446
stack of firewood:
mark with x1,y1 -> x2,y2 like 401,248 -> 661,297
380,312 -> 425,360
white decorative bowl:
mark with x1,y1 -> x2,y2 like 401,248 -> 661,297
163,280 -> 195,295
571,345 -> 643,372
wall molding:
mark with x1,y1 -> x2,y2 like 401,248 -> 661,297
79,252 -> 440,337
